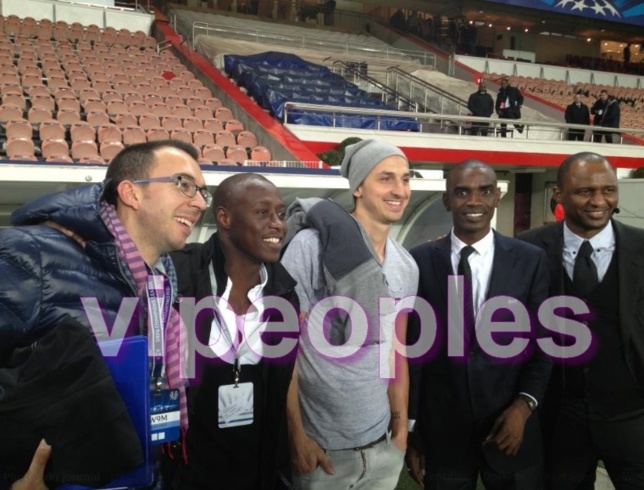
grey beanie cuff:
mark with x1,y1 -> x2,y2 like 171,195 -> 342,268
340,139 -> 407,192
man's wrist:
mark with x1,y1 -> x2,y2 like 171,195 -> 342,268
517,393 -> 537,412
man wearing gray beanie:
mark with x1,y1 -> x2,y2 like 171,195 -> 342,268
282,139 -> 419,489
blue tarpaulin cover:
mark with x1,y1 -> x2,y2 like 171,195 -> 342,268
223,51 -> 419,131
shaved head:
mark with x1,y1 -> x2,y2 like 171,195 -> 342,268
556,152 -> 614,189
213,173 -> 275,211
446,159 -> 497,190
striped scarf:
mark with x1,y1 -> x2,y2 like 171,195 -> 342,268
99,202 -> 188,429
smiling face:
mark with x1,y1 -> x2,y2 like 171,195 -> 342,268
443,163 -> 500,245
217,177 -> 287,264
352,155 -> 411,226
134,147 -> 207,261
554,158 -> 617,239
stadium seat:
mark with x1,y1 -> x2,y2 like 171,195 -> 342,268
41,139 -> 70,159
39,119 -> 66,141
225,145 -> 248,163
251,145 -> 272,162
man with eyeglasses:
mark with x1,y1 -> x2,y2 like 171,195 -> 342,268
0,140 -> 208,490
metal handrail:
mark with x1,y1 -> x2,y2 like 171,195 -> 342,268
282,102 -> 644,143
157,39 -> 173,53
191,21 -> 436,67
332,60 -> 428,113
386,67 -> 469,116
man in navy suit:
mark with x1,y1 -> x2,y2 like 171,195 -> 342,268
519,153 -> 644,489
406,160 -> 552,489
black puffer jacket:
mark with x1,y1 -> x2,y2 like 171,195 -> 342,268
0,183 -> 148,351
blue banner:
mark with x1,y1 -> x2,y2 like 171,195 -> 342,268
484,0 -> 644,27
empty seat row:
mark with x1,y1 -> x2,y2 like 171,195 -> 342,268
4,133 -> 272,165
0,16 -> 156,48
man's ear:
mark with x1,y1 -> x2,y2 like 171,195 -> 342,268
215,206 -> 231,230
553,186 -> 563,204
494,186 -> 501,207
116,181 -> 141,210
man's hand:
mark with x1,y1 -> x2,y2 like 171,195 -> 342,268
10,440 -> 51,490
405,446 -> 425,487
289,433 -> 334,475
391,430 -> 407,453
483,399 -> 531,456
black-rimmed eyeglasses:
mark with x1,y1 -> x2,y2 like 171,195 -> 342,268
132,175 -> 212,207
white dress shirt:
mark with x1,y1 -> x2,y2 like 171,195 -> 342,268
450,228 -> 495,313
563,221 -> 615,282
208,263 -> 268,365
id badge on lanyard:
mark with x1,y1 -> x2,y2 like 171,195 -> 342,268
209,264 -> 254,429
217,351 -> 254,429
147,274 -> 180,444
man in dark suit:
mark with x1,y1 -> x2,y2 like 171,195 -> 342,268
601,95 -> 621,144
591,90 -> 609,143
495,78 -> 524,137
519,153 -> 644,490
468,81 -> 494,136
564,94 -> 590,141
406,160 -> 552,489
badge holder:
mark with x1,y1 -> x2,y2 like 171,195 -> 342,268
218,363 -> 254,428
60,336 -> 153,490
213,306 -> 254,429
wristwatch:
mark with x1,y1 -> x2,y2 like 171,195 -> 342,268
518,394 -> 537,412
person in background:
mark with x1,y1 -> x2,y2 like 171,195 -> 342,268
601,94 -> 621,144
495,77 -> 524,137
591,90 -> 609,143
564,93 -> 590,141
468,81 -> 495,137
623,43 -> 631,68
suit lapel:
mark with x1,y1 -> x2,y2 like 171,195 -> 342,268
614,220 -> 644,348
432,237 -> 453,308
540,223 -> 565,295
487,232 -> 516,299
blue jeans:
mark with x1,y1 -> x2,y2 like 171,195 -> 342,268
292,432 -> 404,490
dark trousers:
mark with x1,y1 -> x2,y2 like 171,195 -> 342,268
548,397 -> 644,490
593,129 -> 608,143
593,130 -> 619,143
471,122 -> 490,136
497,109 -> 524,137
424,458 -> 543,490
567,130 -> 585,141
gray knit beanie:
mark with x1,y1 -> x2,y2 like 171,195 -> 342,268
340,139 -> 407,192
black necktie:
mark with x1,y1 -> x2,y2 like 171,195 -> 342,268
573,240 -> 598,297
458,246 -> 476,332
